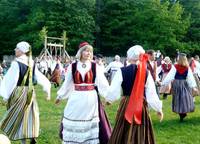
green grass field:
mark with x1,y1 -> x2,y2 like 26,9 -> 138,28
1,85 -> 200,144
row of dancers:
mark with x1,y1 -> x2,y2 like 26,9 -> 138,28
0,41 -> 199,144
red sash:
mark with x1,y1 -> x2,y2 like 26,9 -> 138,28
125,54 -> 149,124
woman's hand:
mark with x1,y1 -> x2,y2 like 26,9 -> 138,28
106,101 -> 111,106
192,87 -> 199,97
46,96 -> 51,101
55,99 -> 61,105
157,111 -> 164,122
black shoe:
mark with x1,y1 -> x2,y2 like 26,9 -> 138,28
163,94 -> 167,99
30,139 -> 37,144
180,114 -> 187,122
54,83 -> 57,88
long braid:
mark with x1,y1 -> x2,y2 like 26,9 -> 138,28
26,46 -> 33,105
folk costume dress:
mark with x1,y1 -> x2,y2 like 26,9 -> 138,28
147,60 -> 160,98
50,63 -> 61,87
0,55 -> 51,140
157,63 -> 172,94
57,60 -> 109,144
106,61 -> 162,144
162,64 -> 196,114
190,59 -> 200,95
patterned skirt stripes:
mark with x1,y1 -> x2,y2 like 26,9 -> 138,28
0,86 -> 39,140
108,97 -> 155,144
171,80 -> 194,114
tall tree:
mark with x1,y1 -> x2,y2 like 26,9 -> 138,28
179,0 -> 200,55
0,0 -> 96,56
100,0 -> 190,57
44,0 -> 96,54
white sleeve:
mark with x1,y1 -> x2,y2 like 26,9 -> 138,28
95,65 -> 109,98
105,63 -> 112,73
105,69 -> 122,102
35,66 -> 51,97
145,71 -> 162,112
0,61 -> 19,100
161,65 -> 176,86
187,68 -> 197,88
57,64 -> 73,100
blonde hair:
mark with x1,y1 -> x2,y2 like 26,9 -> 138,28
177,54 -> 189,67
76,45 -> 93,60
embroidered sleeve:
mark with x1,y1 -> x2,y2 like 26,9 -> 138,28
0,61 -> 19,100
145,71 -> 162,112
161,65 -> 176,86
187,67 -> 197,88
95,64 -> 109,98
57,64 -> 74,100
35,66 -> 51,98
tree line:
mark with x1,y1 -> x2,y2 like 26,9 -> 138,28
0,0 -> 199,58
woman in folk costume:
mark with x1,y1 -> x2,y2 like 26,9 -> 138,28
157,56 -> 172,99
146,50 -> 160,98
106,45 -> 163,144
55,42 -> 110,144
50,61 -> 62,88
189,55 -> 200,95
0,41 -> 51,144
162,53 -> 197,122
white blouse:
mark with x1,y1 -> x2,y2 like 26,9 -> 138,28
105,68 -> 162,112
194,60 -> 200,76
161,65 -> 197,88
0,55 -> 51,101
57,60 -> 109,100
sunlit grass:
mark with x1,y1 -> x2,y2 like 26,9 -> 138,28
1,85 -> 200,143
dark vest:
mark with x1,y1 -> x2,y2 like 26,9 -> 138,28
121,64 -> 148,96
17,61 -> 35,86
121,64 -> 137,96
175,69 -> 188,80
72,62 -> 96,83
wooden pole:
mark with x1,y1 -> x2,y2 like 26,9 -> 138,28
63,31 -> 67,59
44,36 -> 47,57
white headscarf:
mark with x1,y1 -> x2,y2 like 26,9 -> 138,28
114,55 -> 120,61
15,41 -> 30,53
164,56 -> 171,64
127,45 -> 145,61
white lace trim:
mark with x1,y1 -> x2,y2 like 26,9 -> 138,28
62,118 -> 99,143
63,139 -> 99,144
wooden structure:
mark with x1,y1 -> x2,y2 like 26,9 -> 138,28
39,31 -> 70,61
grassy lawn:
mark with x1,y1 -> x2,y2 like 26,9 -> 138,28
1,85 -> 200,144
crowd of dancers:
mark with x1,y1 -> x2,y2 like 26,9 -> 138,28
0,41 -> 199,144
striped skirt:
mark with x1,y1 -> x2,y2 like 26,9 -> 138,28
171,80 -> 194,113
0,86 -> 39,140
108,97 -> 155,144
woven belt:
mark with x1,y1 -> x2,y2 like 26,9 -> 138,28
75,85 -> 95,91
